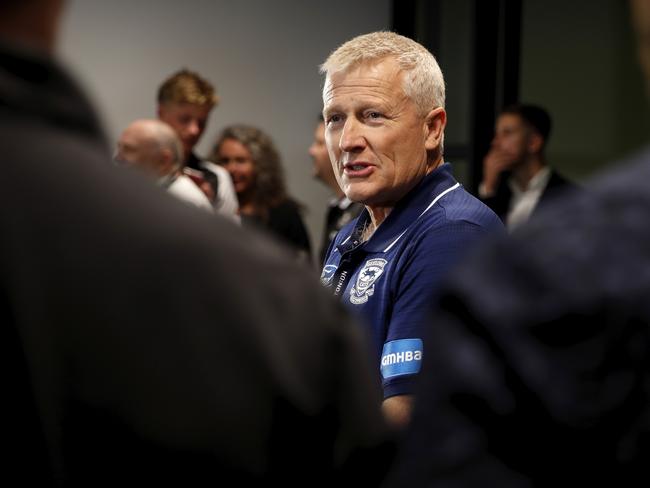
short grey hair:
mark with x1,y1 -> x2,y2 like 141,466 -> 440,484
320,31 -> 445,115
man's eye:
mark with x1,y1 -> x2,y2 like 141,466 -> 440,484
327,114 -> 342,124
368,112 -> 382,119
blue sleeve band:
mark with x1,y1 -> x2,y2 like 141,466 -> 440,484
380,338 -> 423,379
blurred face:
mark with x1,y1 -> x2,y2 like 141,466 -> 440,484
323,57 -> 445,211
308,121 -> 336,184
216,138 -> 256,195
115,125 -> 164,177
158,102 -> 212,159
490,113 -> 531,167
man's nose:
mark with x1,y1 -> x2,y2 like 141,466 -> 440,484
187,120 -> 201,136
339,119 -> 366,153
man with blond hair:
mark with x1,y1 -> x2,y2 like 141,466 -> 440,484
115,118 -> 213,211
319,31 -> 502,429
157,69 -> 239,220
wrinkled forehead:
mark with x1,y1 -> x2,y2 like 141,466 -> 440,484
323,57 -> 406,102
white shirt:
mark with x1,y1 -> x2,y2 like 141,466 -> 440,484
506,167 -> 551,232
200,161 -> 240,223
167,174 -> 214,212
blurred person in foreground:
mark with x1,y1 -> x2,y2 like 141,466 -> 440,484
0,1 -> 392,485
319,31 -> 502,429
115,118 -> 213,211
309,115 -> 363,266
385,1 -> 650,486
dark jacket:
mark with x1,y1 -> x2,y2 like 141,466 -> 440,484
481,168 -> 577,223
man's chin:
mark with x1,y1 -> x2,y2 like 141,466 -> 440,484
343,188 -> 370,206
183,142 -> 197,155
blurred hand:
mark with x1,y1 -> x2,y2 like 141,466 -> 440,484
481,148 -> 516,196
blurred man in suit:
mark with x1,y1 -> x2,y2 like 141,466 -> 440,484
479,104 -> 577,231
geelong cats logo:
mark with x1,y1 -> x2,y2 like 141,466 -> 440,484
350,258 -> 387,305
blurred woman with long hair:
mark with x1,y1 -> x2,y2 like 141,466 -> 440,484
212,125 -> 311,262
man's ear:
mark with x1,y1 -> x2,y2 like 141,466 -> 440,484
156,104 -> 164,119
424,107 -> 446,151
527,131 -> 544,154
159,148 -> 177,172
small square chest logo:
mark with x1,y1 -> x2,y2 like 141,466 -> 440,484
380,338 -> 423,379
350,258 -> 387,305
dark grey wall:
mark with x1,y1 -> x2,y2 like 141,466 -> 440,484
520,0 -> 650,179
59,0 -> 390,259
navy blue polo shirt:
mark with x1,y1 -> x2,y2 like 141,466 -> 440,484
320,163 -> 503,398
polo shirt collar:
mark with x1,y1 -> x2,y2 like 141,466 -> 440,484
341,163 -> 459,254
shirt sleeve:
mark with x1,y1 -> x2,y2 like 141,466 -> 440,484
381,220 -> 490,398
